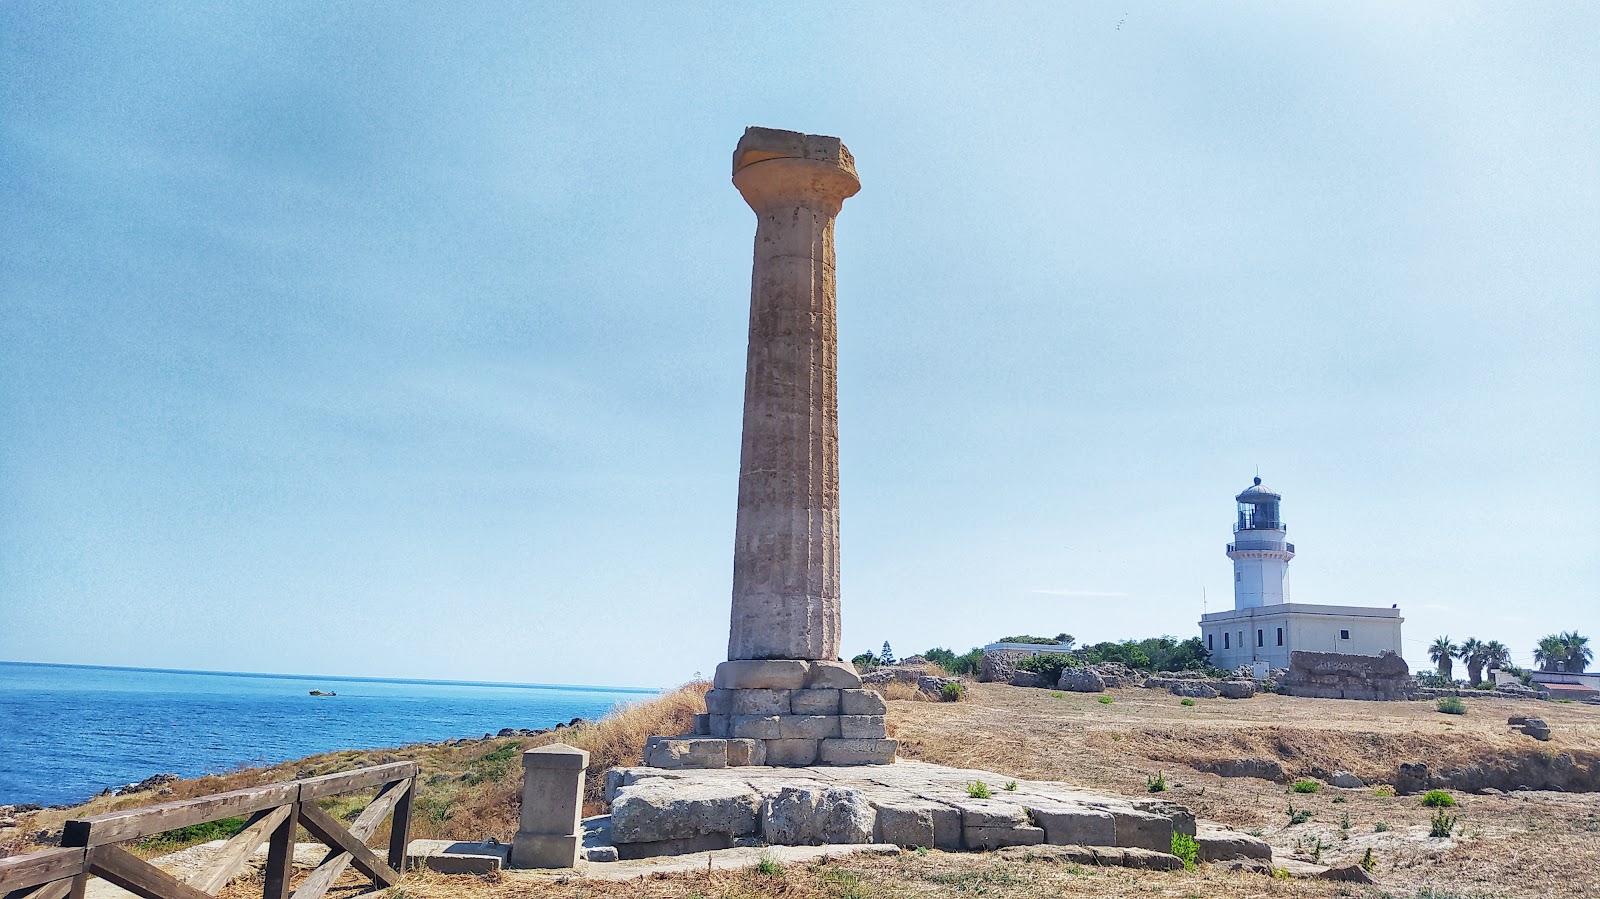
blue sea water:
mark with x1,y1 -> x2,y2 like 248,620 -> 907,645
0,662 -> 658,807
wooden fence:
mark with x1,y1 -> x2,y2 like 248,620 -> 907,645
0,762 -> 416,899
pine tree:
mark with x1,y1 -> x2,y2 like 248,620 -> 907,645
880,641 -> 896,666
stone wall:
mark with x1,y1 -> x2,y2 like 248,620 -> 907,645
1278,650 -> 1416,701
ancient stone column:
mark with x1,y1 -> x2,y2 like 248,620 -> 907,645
726,127 -> 860,663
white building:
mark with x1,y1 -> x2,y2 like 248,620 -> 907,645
1199,477 -> 1403,670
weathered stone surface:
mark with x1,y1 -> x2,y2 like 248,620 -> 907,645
839,715 -> 887,738
1168,680 -> 1220,698
777,715 -> 841,740
805,661 -> 864,689
818,738 -> 897,765
951,799 -> 1029,828
704,689 -> 733,715
790,689 -> 841,716
1194,757 -> 1285,782
715,660 -> 810,690
613,833 -> 734,860
708,714 -> 730,737
729,689 -> 793,716
1008,671 -> 1052,689
1316,863 -> 1378,883
1026,805 -> 1115,846
730,715 -> 782,739
642,737 -> 728,770
408,839 -> 508,875
761,786 -> 874,845
727,127 -> 859,662
1104,808 -> 1174,851
610,779 -> 761,844
990,845 -> 1183,870
1195,822 -> 1271,861
964,824 -> 1045,849
840,689 -> 887,716
1056,669 -> 1105,693
873,800 -> 962,850
1280,650 -> 1416,701
1330,771 -> 1364,789
1218,680 -> 1256,699
1395,762 -> 1432,795
726,739 -> 766,767
1131,799 -> 1195,836
766,738 -> 821,766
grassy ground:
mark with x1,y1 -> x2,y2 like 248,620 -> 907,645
7,679 -> 1598,897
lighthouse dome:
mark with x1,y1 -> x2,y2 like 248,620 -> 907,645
1235,477 -> 1281,503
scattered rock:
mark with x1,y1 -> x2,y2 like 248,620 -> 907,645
120,773 -> 179,794
1316,863 -> 1378,883
1194,822 -> 1271,861
1279,650 -> 1415,701
761,786 -> 874,845
1169,680 -> 1220,699
1195,757 -> 1285,782
1330,771 -> 1364,789
1008,671 -> 1052,689
1396,763 -> 1432,795
0,818 -> 18,829
1057,669 -> 1106,693
1217,680 -> 1256,699
1220,858 -> 1275,875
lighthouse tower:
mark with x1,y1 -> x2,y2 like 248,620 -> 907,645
1227,477 -> 1295,608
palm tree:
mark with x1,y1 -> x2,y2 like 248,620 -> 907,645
1560,631 -> 1592,674
1482,641 -> 1512,682
1535,634 -> 1569,672
1429,637 -> 1458,679
1457,637 -> 1486,686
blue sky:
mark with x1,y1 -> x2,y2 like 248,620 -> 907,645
3,3 -> 1594,688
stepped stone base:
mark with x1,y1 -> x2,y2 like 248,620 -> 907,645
602,760 -> 1249,861
646,660 -> 896,768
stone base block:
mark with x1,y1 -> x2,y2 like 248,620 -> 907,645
805,661 -> 864,689
1027,806 -> 1115,846
407,839 -> 508,874
964,824 -> 1045,849
1107,808 -> 1175,852
1195,823 -> 1272,861
765,738 -> 821,766
715,660 -> 809,690
840,689 -> 887,716
614,832 -> 734,859
874,800 -> 962,850
728,738 -> 766,766
818,738 -> 897,766
643,736 -> 728,769
509,833 -> 579,869
839,715 -> 886,738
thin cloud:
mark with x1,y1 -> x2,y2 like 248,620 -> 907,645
1031,588 -> 1130,598
1422,603 -> 1451,611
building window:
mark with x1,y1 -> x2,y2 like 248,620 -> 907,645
1224,633 -> 1230,649
1207,634 -> 1213,651
1340,629 -> 1350,640
1235,570 -> 1241,582
1257,629 -> 1263,647
1277,627 -> 1283,646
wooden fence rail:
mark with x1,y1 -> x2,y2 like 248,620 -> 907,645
0,762 -> 416,899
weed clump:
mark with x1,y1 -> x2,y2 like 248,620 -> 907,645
1097,695 -> 1114,704
965,780 -> 992,799
1430,809 -> 1458,837
940,682 -> 966,702
1290,779 -> 1321,794
1421,790 -> 1456,808
1179,698 -> 1196,707
1170,832 -> 1199,870
1436,696 -> 1467,715
1146,772 -> 1168,793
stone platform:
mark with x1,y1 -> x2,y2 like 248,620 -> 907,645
602,760 -> 1267,862
647,660 -> 897,768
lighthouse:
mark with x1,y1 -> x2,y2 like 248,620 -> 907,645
1200,475 -> 1403,669
1227,477 -> 1294,608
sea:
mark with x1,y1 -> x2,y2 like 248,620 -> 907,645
0,661 -> 660,808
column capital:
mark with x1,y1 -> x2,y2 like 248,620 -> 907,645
732,126 -> 860,213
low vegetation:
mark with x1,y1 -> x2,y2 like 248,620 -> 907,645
1430,809 -> 1459,837
1420,790 -> 1456,808
1436,696 -> 1467,715
965,780 -> 992,799
1145,772 -> 1167,793
1170,831 -> 1199,870
1290,779 -> 1321,794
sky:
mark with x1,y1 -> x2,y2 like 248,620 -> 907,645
2,3 -> 1595,689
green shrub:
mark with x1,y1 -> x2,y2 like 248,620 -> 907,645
1179,698 -> 1196,707
1050,691 -> 1064,699
464,743 -> 521,784
1015,653 -> 1083,682
1003,780 -> 1018,791
1170,832 -> 1198,871
1373,784 -> 1395,797
940,681 -> 966,702
1290,779 -> 1321,794
1429,810 -> 1458,838
1436,696 -> 1467,715
998,634 -> 1072,646
1421,790 -> 1456,808
925,646 -> 984,676
1332,795 -> 1347,803
1146,772 -> 1168,793
1287,802 -> 1313,825
1097,695 -> 1114,704
138,817 -> 248,853
966,780 -> 992,799
1374,821 -> 1390,833
755,854 -> 784,876
851,652 -> 880,672
1360,847 -> 1377,873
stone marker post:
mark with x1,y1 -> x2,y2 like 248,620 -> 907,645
510,743 -> 587,868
